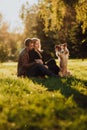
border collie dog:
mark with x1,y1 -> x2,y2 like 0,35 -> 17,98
55,43 -> 71,77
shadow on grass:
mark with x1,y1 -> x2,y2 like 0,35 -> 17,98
31,76 -> 87,109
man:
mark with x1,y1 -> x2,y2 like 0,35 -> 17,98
17,38 -> 34,77
17,38 -> 58,77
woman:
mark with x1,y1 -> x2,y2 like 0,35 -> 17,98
29,38 -> 60,75
31,38 -> 44,64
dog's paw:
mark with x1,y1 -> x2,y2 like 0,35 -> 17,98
58,71 -> 72,77
58,71 -> 63,77
65,71 -> 72,77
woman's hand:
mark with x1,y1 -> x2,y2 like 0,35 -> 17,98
35,59 -> 43,64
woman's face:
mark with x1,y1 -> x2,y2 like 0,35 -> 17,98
34,40 -> 41,50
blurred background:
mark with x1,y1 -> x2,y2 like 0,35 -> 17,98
0,0 -> 87,62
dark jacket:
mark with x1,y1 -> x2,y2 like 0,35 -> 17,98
17,48 -> 29,76
28,49 -> 42,63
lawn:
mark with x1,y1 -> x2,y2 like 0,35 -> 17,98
0,59 -> 87,130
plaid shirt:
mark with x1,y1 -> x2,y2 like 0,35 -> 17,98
17,48 -> 29,77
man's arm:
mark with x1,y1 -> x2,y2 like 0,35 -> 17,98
22,53 -> 35,68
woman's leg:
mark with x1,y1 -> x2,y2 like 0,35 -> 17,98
26,63 -> 58,77
46,59 -> 60,75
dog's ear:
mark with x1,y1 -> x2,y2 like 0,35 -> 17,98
55,45 -> 61,49
63,43 -> 67,47
55,45 -> 59,49
55,45 -> 57,48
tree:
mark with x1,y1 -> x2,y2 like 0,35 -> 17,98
0,22 -> 9,62
39,0 -> 66,32
20,2 -> 39,38
75,0 -> 87,33
0,14 -> 22,62
39,0 -> 87,35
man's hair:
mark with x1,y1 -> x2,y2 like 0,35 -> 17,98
24,38 -> 32,46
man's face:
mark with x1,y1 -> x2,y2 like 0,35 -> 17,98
29,43 -> 34,50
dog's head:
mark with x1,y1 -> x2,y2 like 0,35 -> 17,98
55,43 -> 69,57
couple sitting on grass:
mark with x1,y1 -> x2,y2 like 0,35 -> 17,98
17,38 -> 60,78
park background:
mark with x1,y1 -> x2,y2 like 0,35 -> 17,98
0,0 -> 87,130
0,0 -> 87,62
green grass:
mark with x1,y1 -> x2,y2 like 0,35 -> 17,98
0,59 -> 87,130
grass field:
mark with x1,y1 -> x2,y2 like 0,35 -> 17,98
0,59 -> 87,130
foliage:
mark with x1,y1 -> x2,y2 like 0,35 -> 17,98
0,17 -> 23,62
63,0 -> 79,6
39,0 -> 87,33
0,23 -> 9,62
39,0 -> 66,32
20,3 -> 39,38
68,23 -> 87,58
0,59 -> 87,130
0,46 -> 8,62
75,0 -> 87,33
